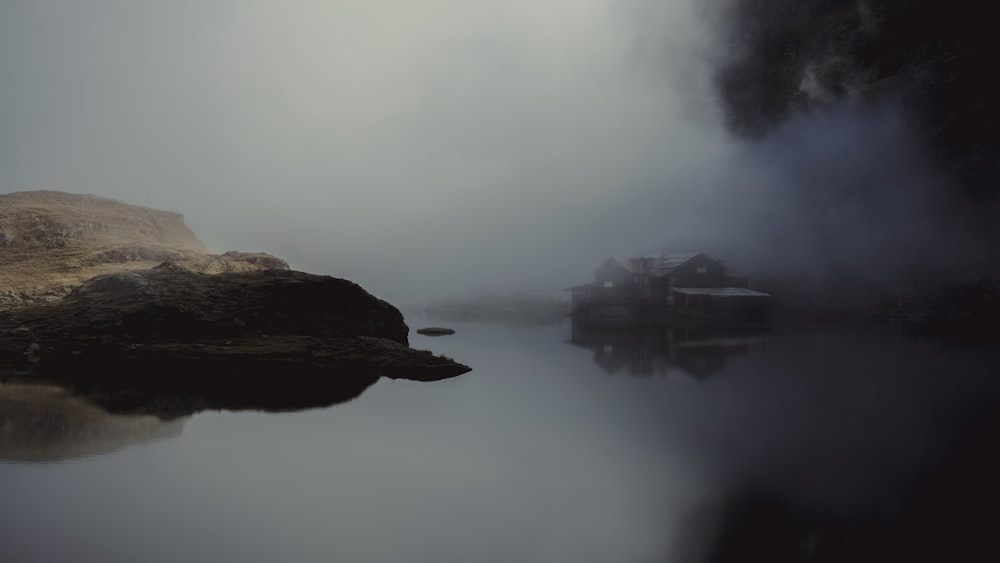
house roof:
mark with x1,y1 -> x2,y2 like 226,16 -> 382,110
671,287 -> 771,298
597,252 -> 753,281
606,257 -> 640,272
619,252 -> 703,278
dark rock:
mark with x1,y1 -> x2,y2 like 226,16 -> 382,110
416,327 -> 456,336
55,264 -> 410,344
0,265 -> 471,418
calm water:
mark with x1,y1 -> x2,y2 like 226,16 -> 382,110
2,320 -> 998,562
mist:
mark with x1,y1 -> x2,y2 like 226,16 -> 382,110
702,0 -> 1000,282
2,0 -> 995,305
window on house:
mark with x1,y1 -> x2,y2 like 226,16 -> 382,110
603,281 -> 614,288
696,266 -> 707,274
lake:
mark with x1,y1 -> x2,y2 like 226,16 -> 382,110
2,320 -> 998,562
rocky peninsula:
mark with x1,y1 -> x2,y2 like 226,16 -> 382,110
0,191 -> 470,418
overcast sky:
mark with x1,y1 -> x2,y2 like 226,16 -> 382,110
2,1 -> 979,304
0,0 -> 737,302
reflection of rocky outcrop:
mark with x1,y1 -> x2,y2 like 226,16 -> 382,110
0,382 -> 187,462
569,321 -> 768,379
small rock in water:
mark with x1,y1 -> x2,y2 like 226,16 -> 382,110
416,327 -> 456,336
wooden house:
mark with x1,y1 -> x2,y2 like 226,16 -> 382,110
567,252 -> 771,322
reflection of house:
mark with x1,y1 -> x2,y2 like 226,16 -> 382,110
567,253 -> 772,322
569,321 -> 768,379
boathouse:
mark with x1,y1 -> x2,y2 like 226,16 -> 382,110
567,252 -> 772,321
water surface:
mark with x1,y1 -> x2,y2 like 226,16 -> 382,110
2,321 -> 997,562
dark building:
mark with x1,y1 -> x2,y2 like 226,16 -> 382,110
567,252 -> 772,322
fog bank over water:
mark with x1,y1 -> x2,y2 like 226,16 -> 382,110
2,1 -> 993,303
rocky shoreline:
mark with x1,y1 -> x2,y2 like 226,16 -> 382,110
1,265 -> 471,418
0,191 -> 471,418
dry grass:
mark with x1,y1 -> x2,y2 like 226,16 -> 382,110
0,191 -> 284,306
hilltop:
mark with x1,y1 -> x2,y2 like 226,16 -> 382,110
0,190 -> 287,307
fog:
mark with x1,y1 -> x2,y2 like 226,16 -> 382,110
1,1 -> 992,304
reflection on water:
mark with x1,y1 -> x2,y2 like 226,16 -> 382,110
570,321 -> 768,379
0,382 -> 187,463
6,358 -> 381,419
0,321 -> 998,562
570,319 -> 1000,561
